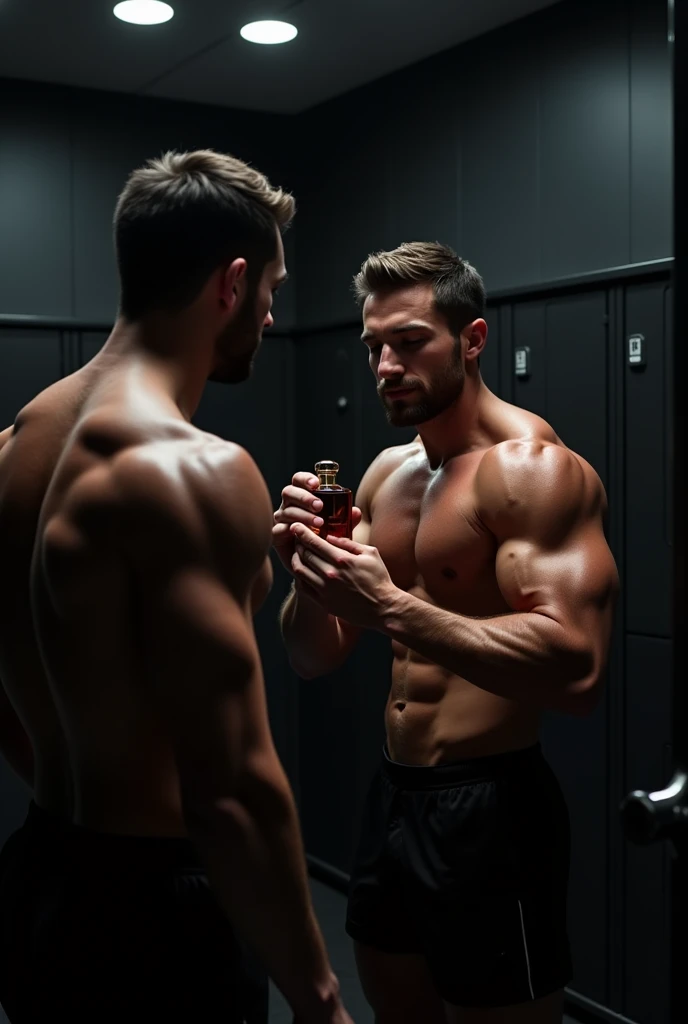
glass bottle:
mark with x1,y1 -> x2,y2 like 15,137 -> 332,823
313,461 -> 352,539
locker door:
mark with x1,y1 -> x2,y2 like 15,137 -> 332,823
543,292 -> 609,486
511,291 -> 609,486
511,301 -> 547,418
544,292 -> 609,1005
622,279 -> 673,1023
511,291 -> 611,1005
624,636 -> 672,1024
624,281 -> 673,637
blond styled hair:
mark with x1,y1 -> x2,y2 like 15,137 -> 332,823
353,242 -> 486,337
114,149 -> 294,319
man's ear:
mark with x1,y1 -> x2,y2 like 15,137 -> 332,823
219,258 -> 248,314
464,318 -> 487,364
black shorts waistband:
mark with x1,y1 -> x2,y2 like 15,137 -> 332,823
381,743 -> 545,789
24,802 -> 202,872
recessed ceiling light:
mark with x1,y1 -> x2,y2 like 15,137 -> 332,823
240,20 -> 298,45
113,1 -> 174,26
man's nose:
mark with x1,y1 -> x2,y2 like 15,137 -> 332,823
378,345 -> 404,379
264,310 -> 274,329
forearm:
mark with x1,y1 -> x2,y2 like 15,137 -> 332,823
280,583 -> 357,679
380,590 -> 597,713
187,766 -> 339,1022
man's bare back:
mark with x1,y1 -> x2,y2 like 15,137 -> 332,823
0,148 -> 356,1024
0,358 -> 272,833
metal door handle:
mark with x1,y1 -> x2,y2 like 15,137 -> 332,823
620,771 -> 688,845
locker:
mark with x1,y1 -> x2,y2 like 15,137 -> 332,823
511,291 -> 611,1005
511,301 -> 547,418
543,292 -> 609,487
624,282 -> 672,637
511,291 -> 609,487
623,635 -> 672,1024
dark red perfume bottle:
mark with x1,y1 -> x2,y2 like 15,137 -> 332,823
312,461 -> 352,540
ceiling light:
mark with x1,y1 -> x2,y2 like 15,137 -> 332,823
240,20 -> 298,45
113,2 -> 174,26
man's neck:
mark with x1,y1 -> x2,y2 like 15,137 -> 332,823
417,375 -> 492,468
100,315 -> 213,422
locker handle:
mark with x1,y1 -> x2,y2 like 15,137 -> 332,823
620,771 -> 688,845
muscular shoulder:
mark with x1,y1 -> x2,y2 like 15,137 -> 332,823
476,439 -> 606,545
356,440 -> 423,512
63,436 -> 272,578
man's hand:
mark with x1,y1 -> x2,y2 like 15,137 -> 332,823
289,523 -> 398,629
273,472 -> 362,574
291,971 -> 355,1024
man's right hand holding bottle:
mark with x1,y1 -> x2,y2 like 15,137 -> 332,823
272,471 -> 362,574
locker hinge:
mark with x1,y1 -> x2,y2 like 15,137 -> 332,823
601,314 -> 610,326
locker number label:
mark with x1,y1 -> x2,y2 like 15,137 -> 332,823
628,333 -> 646,369
514,346 -> 531,378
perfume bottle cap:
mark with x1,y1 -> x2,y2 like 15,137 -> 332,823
315,460 -> 341,488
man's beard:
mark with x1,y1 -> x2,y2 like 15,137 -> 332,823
378,344 -> 465,427
208,290 -> 262,385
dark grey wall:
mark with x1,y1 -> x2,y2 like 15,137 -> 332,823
294,0 -> 671,324
0,78 -> 297,329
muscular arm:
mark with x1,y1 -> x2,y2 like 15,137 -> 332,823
279,582 -> 361,680
0,424 -> 34,787
107,444 -> 341,1022
380,442 -> 618,715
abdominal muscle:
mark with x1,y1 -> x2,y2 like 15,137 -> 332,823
384,644 -> 541,766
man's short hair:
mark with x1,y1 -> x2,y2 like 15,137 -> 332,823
353,241 -> 486,337
114,149 -> 294,320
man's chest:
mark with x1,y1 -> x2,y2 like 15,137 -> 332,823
368,456 -> 503,613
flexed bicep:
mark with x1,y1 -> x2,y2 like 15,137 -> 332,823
481,440 -> 619,676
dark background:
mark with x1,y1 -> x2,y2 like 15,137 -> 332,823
0,1 -> 673,1021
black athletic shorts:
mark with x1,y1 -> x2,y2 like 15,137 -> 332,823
0,802 -> 267,1023
346,743 -> 572,1008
